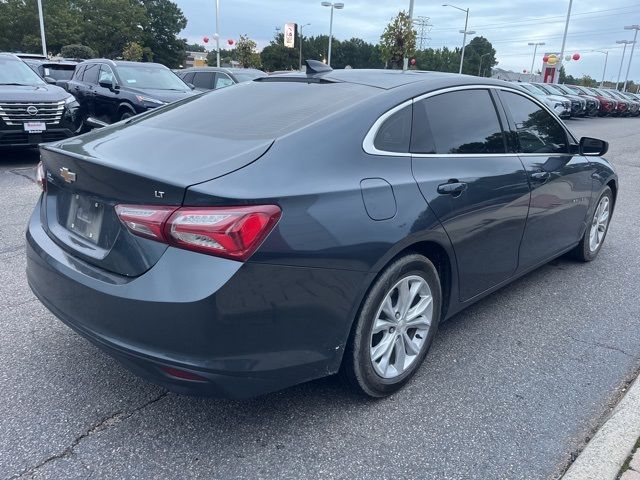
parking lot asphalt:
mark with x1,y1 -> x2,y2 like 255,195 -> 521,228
1,116 -> 639,480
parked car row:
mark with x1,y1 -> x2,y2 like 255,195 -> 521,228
513,80 -> 640,118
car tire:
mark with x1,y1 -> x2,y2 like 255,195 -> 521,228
120,111 -> 134,122
341,254 -> 442,397
571,187 -> 613,262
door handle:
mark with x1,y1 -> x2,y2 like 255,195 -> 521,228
437,181 -> 468,195
530,171 -> 550,183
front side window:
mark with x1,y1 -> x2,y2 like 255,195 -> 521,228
215,73 -> 234,89
98,65 -> 115,85
411,89 -> 506,154
373,105 -> 411,153
500,91 -> 568,154
82,64 -> 99,84
192,72 -> 213,89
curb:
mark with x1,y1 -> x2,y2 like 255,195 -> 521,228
563,376 -> 640,480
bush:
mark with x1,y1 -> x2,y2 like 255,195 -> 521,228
60,44 -> 96,60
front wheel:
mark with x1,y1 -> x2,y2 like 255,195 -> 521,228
341,254 -> 442,397
572,187 -> 613,261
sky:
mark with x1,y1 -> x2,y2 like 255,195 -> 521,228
175,0 -> 640,83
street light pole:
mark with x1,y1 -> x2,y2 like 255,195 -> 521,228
615,40 -> 634,90
215,0 -> 220,67
443,4 -> 474,74
403,0 -> 415,71
528,42 -> 545,81
36,0 -> 47,57
623,25 -> 640,92
321,2 -> 344,67
298,23 -> 310,71
593,50 -> 609,88
556,0 -> 573,83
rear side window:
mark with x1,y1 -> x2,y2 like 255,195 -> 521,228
215,73 -> 234,89
500,91 -> 568,154
82,63 -> 99,84
73,64 -> 85,80
192,72 -> 213,89
181,72 -> 195,84
373,105 -> 412,153
411,89 -> 506,154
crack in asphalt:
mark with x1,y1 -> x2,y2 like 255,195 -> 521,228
8,168 -> 36,184
8,392 -> 169,480
566,333 -> 636,358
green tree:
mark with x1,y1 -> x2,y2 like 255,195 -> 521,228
139,0 -> 188,68
379,11 -> 416,69
185,43 -> 206,52
122,41 -> 144,61
60,44 -> 96,59
462,36 -> 496,76
260,34 -> 299,71
235,34 -> 258,68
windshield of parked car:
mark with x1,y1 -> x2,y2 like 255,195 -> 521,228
553,85 -> 574,95
518,83 -> 547,95
0,58 -> 46,86
594,89 -> 615,99
567,85 -> 586,95
534,83 -> 564,95
233,71 -> 267,83
116,65 -> 190,90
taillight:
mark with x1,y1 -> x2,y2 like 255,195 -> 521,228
35,161 -> 46,191
114,205 -> 178,240
115,204 -> 281,261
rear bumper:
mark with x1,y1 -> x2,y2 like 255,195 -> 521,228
26,200 -> 368,398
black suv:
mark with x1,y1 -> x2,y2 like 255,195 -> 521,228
175,67 -> 266,92
0,53 -> 82,148
23,59 -> 78,88
66,59 -> 197,124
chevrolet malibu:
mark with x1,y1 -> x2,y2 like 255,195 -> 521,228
27,65 -> 617,399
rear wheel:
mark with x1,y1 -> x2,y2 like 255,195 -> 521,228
119,111 -> 134,122
572,187 -> 613,261
341,254 -> 441,397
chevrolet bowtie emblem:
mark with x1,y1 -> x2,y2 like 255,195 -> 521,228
59,167 -> 77,183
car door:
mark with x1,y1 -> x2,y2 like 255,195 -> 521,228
95,64 -> 120,122
496,89 -> 594,270
411,88 -> 531,302
79,63 -> 100,119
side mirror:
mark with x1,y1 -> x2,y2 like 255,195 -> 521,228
187,83 -> 195,90
579,137 -> 608,156
99,78 -> 119,91
44,76 -> 56,85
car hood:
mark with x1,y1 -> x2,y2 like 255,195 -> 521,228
546,94 -> 569,104
0,84 -> 71,103
122,87 -> 198,103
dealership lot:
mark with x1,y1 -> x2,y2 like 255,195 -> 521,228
1,116 -> 639,479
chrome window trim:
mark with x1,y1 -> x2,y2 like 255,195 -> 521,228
362,84 -> 576,157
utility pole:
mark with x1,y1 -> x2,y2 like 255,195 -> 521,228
413,16 -> 433,50
403,0 -> 415,71
443,4 -> 474,75
622,25 -> 640,92
36,0 -> 47,57
321,2 -> 344,67
556,0 -> 573,83
298,23 -> 310,70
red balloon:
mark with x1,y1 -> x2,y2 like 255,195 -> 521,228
203,36 -> 209,44
542,55 -> 549,63
523,69 -> 527,73
410,58 -> 416,65
227,39 -> 235,46
572,53 -> 580,61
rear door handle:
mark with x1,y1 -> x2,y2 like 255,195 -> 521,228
530,171 -> 550,183
437,181 -> 468,195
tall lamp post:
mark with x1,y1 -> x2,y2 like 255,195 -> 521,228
403,0 -> 415,71
36,0 -> 47,57
623,25 -> 640,92
215,0 -> 221,67
478,52 -> 490,76
615,40 -> 635,90
555,0 -> 573,83
527,42 -> 545,81
593,50 -> 609,88
321,2 -> 344,67
443,4 -> 474,74
298,22 -> 310,70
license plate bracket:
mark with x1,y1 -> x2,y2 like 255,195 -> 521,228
24,122 -> 47,133
66,194 -> 104,244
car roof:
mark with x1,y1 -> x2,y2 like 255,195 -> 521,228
0,52 -> 21,61
80,59 -> 168,69
179,67 -> 265,74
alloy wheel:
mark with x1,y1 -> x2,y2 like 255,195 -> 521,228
589,196 -> 610,253
369,275 -> 433,379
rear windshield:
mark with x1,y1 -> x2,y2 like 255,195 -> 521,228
134,81 -> 376,139
44,65 -> 75,80
0,58 -> 45,86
